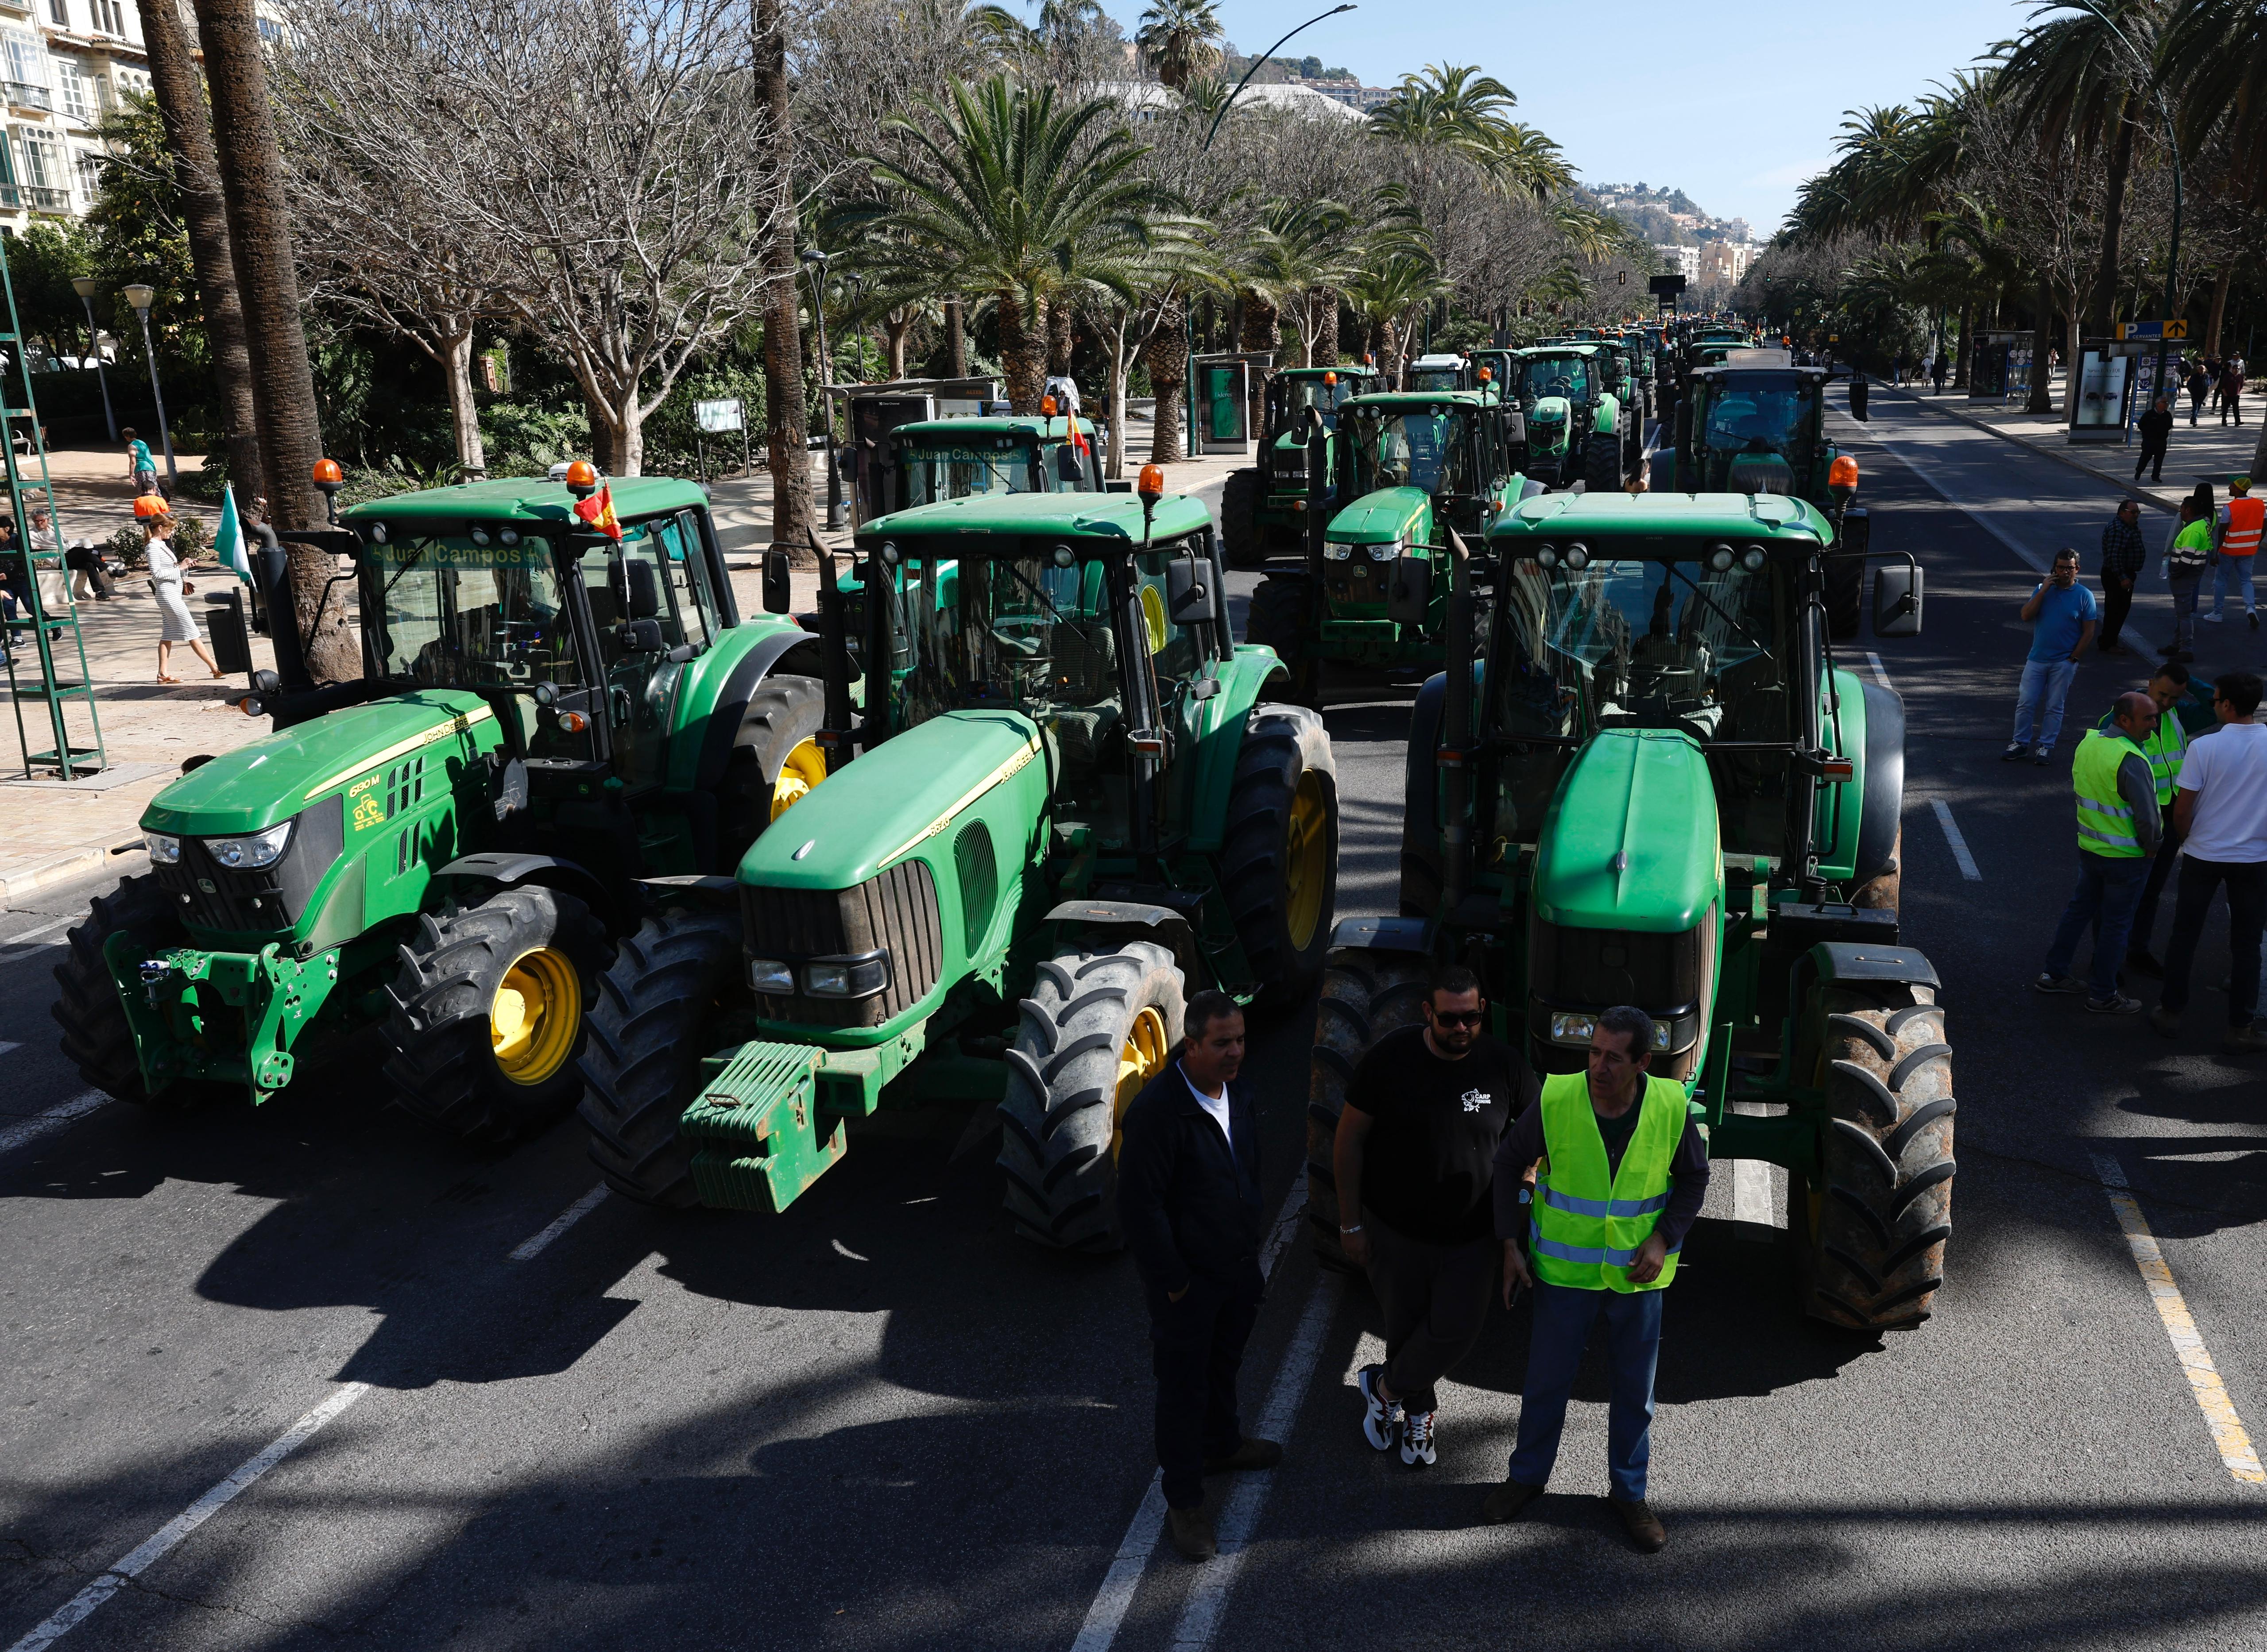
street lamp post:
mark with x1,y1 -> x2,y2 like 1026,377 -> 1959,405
1202,3 -> 1356,151
68,276 -> 114,443
120,282 -> 177,489
800,249 -> 844,531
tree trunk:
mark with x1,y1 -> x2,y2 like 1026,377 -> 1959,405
2205,266 -> 2232,356
2026,280 -> 2055,415
1313,288 -> 1339,366
2063,305 -> 2083,420
192,0 -> 352,682
2089,105 -> 2137,339
754,0 -> 811,551
142,0 -> 260,504
1144,294 -> 1187,464
1101,308 -> 1130,480
945,296 -> 967,378
1379,316 -> 1404,387
1047,299 -> 1074,378
999,289 -> 1046,413
442,327 -> 485,476
886,311 -> 914,380
1954,301 -> 1973,388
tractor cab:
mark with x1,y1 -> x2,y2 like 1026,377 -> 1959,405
1402,352 -> 1472,393
854,414 -> 1101,527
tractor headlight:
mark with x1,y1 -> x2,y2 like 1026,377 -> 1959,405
204,822 -> 292,870
1564,542 -> 1589,571
144,830 -> 181,865
1536,545 -> 1559,569
805,951 -> 892,999
1549,1011 -> 1597,1046
1323,541 -> 1358,561
1710,544 -> 1735,571
1742,545 -> 1768,571
747,957 -> 796,995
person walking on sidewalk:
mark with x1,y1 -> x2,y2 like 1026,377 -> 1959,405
2222,358 -> 2246,426
1117,993 -> 1281,1563
2208,475 -> 2262,628
1482,1007 -> 1710,1553
143,511 -> 222,684
2135,395 -> 2174,483
1932,352 -> 1949,395
1337,965 -> 1534,1471
2036,691 -> 2164,1013
123,428 -> 156,497
2099,499 -> 2147,655
2117,664 -> 2194,977
2151,672 -> 2267,1052
2163,497 -> 2212,661
2186,359 -> 2212,426
2005,548 -> 2098,765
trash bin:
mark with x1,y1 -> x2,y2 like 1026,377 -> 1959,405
206,588 -> 253,675
1850,374 -> 1870,422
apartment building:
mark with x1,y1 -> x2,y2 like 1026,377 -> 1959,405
1653,243 -> 1700,282
0,0 -> 147,232
1698,241 -> 1755,288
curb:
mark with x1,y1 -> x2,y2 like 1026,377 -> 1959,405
0,844 -> 147,907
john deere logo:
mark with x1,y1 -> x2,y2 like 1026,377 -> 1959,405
351,795 -> 386,832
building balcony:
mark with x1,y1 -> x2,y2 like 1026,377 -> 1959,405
4,80 -> 51,112
22,184 -> 68,212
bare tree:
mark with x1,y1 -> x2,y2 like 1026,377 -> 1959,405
758,0 -> 810,545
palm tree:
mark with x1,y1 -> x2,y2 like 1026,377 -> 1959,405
1248,198 -> 1359,365
2159,0 -> 2267,201
1368,63 -> 1550,198
1136,0 -> 1223,92
1343,243 -> 1450,384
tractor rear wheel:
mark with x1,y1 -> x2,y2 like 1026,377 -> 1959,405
1221,467 -> 1265,567
1302,948 -> 1430,1267
1584,431 -> 1623,494
384,886 -> 609,1147
1243,575 -> 1321,706
52,873 -> 216,1108
998,938 -> 1184,1251
577,906 -> 744,1208
1223,705 -> 1338,1007
1793,982 -> 1954,1329
715,672 -> 827,870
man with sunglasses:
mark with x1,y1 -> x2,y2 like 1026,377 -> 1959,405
1335,965 -> 1534,1469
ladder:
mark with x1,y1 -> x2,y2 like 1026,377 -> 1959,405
0,234 -> 104,781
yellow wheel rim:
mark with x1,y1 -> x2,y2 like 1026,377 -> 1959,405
491,946 -> 581,1086
1283,771 -> 1329,952
1110,1006 -> 1171,1160
771,737 -> 828,822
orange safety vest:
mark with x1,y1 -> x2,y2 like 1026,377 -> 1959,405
2227,496 -> 2265,560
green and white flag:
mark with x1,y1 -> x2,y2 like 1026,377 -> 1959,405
214,484 -> 250,584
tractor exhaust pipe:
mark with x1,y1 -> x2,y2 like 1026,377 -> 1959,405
248,524 -> 315,696
1441,527 -> 1476,913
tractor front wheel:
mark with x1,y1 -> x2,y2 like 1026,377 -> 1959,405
715,672 -> 827,871
998,939 -> 1185,1251
1793,981 -> 1955,1329
1584,431 -> 1623,494
51,873 -> 213,1108
1221,467 -> 1265,568
384,886 -> 608,1147
1303,947 -> 1429,1267
577,906 -> 744,1207
1243,576 -> 1322,706
1222,704 -> 1338,1007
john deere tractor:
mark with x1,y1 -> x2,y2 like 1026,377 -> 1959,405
852,413 -> 1102,528
1304,484 -> 1950,1332
1219,364 -> 1381,569
1243,387 -> 1530,705
1513,344 -> 1635,493
53,471 -> 830,1145
573,483 -> 1340,1249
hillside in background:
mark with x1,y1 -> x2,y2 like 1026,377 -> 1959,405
1580,181 -> 1752,246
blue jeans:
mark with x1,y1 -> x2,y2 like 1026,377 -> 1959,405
2044,850 -> 2150,998
1508,1279 -> 1662,1500
2213,556 -> 2255,615
2012,657 -> 2079,750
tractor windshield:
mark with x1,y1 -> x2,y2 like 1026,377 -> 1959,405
364,536 -> 583,691
1277,375 -> 1362,429
1405,365 -> 1464,392
1354,408 -> 1474,495
901,440 -> 1050,506
1523,357 -> 1591,404
1697,373 -> 1818,494
896,552 -> 1123,731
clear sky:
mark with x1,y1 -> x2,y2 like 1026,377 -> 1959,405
1093,0 -> 2031,235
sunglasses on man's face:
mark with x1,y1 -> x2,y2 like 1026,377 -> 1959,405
1430,1008 -> 1486,1028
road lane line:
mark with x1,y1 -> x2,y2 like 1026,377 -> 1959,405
1068,1165 -> 1309,1652
506,1182 -> 609,1262
2091,1153 -> 2264,1485
6,1382 -> 371,1652
1865,651 -> 1892,690
0,1090 -> 105,1158
3,915 -> 81,948
1929,799 -> 1983,881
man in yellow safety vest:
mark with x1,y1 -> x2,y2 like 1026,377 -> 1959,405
1483,1006 -> 1709,1552
2037,691 -> 2164,1011
2108,665 -> 2193,976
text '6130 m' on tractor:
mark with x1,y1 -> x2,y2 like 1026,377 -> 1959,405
54,462 -> 829,1145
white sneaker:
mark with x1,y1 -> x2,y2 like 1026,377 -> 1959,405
1357,1364 -> 1401,1452
2203,612 -> 2225,622
1400,1407 -> 1437,1468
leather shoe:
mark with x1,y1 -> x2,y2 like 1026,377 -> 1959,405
1167,1506 -> 1216,1561
2125,950 -> 2164,979
1203,1437 -> 1282,1474
2224,1023 -> 2267,1054
2150,1005 -> 2179,1038
1482,1478 -> 1546,1524
1609,1496 -> 1667,1552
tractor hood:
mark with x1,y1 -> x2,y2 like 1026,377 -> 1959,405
1532,730 -> 1722,934
738,708 -> 1044,890
141,691 -> 498,837
1328,485 -> 1431,547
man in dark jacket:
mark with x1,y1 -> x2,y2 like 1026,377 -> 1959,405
1117,990 -> 1280,1562
2136,394 -> 2174,483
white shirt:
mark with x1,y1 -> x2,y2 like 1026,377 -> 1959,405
1181,1065 -> 1234,1162
2178,722 -> 2267,863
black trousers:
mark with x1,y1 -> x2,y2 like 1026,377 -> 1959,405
2162,857 -> 2267,1024
2100,573 -> 2135,648
1365,1217 -> 1496,1414
2136,440 -> 2168,482
2132,818 -> 2185,953
1147,1261 -> 1262,1509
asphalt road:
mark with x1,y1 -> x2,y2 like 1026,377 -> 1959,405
6,399 -> 2267,1650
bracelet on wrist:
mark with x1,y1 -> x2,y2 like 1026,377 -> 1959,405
1340,1224 -> 1362,1234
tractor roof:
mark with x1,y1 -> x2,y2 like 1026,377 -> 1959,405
1490,490 -> 1834,541
1518,344 -> 1604,358
893,416 -> 1096,440
1280,364 -> 1377,380
341,475 -> 708,528
860,489 -> 1214,543
1343,390 -> 1494,412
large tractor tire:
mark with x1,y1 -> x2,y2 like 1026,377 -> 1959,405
52,873 -> 216,1108
1584,431 -> 1624,494
1793,982 -> 1954,1330
714,672 -> 827,870
998,938 -> 1184,1251
1221,467 -> 1265,568
384,885 -> 609,1148
1825,556 -> 1864,641
1222,704 -> 1338,1007
1302,947 -> 1429,1268
1243,575 -> 1322,706
577,906 -> 743,1207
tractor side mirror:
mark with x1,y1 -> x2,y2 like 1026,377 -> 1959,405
762,548 -> 792,614
1386,558 -> 1431,626
616,618 -> 666,654
1166,554 -> 1218,627
1874,561 -> 1924,637
624,557 -> 661,620
1056,444 -> 1083,482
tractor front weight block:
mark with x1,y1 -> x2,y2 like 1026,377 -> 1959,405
108,934 -> 344,1103
678,1026 -> 928,1212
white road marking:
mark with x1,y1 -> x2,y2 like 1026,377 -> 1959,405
0,1041 -> 20,1058
3,914 -> 81,947
1732,1158 -> 1775,1227
505,1183 -> 609,1262
831,1239 -> 870,1262
1068,1165 -> 1309,1652
2091,1153 -> 2264,1485
5,1382 -> 371,1652
1865,651 -> 1893,690
1929,798 -> 1984,881
0,1090 -> 105,1158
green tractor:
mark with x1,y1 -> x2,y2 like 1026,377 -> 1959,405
1306,484 -> 1951,1332
1512,344 -> 1636,494
573,485 -> 1341,1247
53,473 -> 832,1143
1665,359 -> 1870,637
1243,388 -> 1530,705
852,413 -> 1103,527
1219,364 -> 1381,570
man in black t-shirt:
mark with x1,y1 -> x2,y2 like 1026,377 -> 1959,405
1335,963 -> 1536,1467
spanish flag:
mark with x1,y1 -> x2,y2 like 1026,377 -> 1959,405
574,482 -> 623,541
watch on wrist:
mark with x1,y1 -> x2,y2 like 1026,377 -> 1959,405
1340,1224 -> 1362,1234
